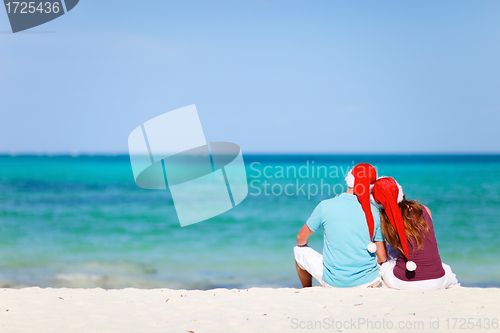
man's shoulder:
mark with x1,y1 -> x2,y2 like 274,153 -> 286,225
319,193 -> 356,210
319,194 -> 342,205
322,193 -> 356,203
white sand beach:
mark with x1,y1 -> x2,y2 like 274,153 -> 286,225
1,286 -> 498,332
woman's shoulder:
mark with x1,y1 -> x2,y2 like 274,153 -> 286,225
421,205 -> 432,219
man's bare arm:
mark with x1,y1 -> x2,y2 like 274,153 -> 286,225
297,223 -> 314,246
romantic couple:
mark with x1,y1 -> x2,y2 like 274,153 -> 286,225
294,163 -> 460,290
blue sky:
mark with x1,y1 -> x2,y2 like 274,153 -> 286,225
1,0 -> 499,154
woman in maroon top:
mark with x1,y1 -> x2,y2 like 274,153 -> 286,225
371,177 -> 459,290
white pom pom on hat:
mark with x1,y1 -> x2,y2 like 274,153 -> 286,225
367,242 -> 377,253
406,261 -> 417,271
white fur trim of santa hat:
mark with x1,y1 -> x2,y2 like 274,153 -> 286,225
370,176 -> 405,209
345,169 -> 355,188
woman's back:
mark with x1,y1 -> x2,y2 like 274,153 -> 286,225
393,206 -> 445,281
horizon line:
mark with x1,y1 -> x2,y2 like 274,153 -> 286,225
1,151 -> 500,157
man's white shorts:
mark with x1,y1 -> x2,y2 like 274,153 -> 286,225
294,246 -> 381,288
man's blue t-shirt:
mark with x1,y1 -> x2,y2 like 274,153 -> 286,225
306,193 -> 384,288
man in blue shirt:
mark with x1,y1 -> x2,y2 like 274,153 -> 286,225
294,163 -> 387,288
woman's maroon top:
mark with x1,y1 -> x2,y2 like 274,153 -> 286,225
393,206 -> 445,281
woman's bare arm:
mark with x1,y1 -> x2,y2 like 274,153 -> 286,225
375,241 -> 387,265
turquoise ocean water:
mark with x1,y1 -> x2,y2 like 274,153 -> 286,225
0,155 -> 499,289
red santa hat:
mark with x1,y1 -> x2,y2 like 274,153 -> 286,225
345,163 -> 378,253
371,177 -> 417,271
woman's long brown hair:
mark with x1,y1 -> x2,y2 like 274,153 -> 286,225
380,199 -> 430,256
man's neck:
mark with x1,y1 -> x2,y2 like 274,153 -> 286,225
346,187 -> 354,194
